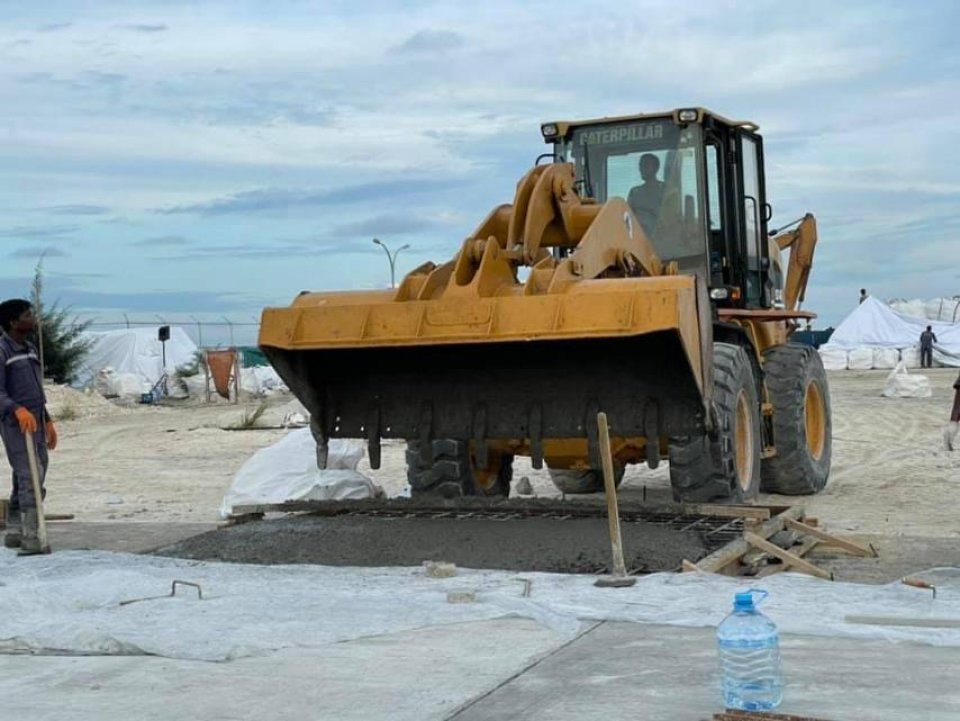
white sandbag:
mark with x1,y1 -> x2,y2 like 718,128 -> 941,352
872,347 -> 900,369
219,428 -> 380,518
95,368 -> 149,398
882,362 -> 932,398
239,367 -> 288,397
898,346 -> 921,369
846,347 -> 874,370
890,299 -> 926,319
818,345 -> 848,371
925,298 -> 960,322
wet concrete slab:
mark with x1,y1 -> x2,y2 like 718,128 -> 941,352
452,621 -> 960,721
43,522 -> 218,554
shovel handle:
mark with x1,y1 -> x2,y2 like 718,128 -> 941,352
23,430 -> 49,549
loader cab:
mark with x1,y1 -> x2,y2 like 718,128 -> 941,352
545,108 -> 773,309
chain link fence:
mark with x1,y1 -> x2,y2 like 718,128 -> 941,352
71,316 -> 262,348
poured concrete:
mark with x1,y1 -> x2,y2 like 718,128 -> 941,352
1,618 -> 956,720
453,621 -> 960,720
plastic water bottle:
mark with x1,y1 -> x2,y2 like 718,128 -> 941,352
716,589 -> 783,710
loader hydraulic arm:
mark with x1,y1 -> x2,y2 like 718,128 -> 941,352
772,213 -> 817,312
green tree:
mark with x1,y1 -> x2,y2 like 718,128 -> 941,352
30,261 -> 93,385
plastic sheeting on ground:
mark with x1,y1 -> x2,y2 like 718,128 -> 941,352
882,362 -> 932,398
76,327 -> 198,391
219,428 -> 379,518
1,550 -> 959,662
240,366 -> 288,397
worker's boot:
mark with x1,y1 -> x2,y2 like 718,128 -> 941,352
3,507 -> 21,549
17,509 -> 49,556
944,422 -> 959,452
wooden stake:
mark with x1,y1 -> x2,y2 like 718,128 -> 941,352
783,517 -> 874,557
594,412 -> 635,588
744,531 -> 831,580
24,430 -> 50,553
203,350 -> 211,404
232,348 -> 241,405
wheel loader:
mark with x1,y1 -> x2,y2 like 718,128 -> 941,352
260,107 -> 831,503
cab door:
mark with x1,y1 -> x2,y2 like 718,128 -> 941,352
736,131 -> 770,307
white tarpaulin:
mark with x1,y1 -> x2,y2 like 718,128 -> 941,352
76,327 -> 199,390
219,428 -> 380,518
822,297 -> 960,368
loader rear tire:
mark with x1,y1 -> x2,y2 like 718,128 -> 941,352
547,465 -> 625,494
760,343 -> 832,495
669,343 -> 761,503
405,440 -> 513,498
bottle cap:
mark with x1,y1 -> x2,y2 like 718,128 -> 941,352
733,588 -> 768,611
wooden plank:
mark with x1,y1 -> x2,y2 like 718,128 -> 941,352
682,503 -> 771,520
596,412 -> 628,579
755,537 -> 819,578
784,517 -> 874,557
744,532 -> 831,580
681,559 -> 701,572
694,505 -> 805,574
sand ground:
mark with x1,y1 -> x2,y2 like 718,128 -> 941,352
14,369 -> 960,541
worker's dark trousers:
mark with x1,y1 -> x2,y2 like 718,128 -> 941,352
1,412 -> 47,515
921,348 -> 933,368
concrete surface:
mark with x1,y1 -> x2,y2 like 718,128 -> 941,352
1,616 -> 956,720
452,621 -> 960,721
45,522 -> 217,553
0,619 -> 566,721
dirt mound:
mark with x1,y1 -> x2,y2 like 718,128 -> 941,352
45,383 -> 128,420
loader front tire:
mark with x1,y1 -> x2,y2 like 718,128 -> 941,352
405,440 -> 513,498
669,343 -> 761,503
760,343 -> 832,495
547,465 -> 625,495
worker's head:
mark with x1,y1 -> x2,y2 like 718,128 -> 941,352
927,325 -> 933,332
0,299 -> 34,334
639,153 -> 661,182
860,288 -> 866,296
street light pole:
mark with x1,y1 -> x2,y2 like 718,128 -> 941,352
372,238 -> 411,288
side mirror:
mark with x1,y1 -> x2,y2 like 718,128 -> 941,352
763,203 -> 773,222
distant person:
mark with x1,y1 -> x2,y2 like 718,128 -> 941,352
0,299 -> 56,555
920,325 -> 938,369
859,288 -> 868,304
945,370 -> 960,451
628,153 -> 666,236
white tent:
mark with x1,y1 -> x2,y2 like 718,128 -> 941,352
820,297 -> 960,369
75,326 -> 198,389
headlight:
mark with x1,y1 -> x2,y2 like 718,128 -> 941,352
709,288 -> 729,300
678,109 -> 698,122
541,123 -> 559,138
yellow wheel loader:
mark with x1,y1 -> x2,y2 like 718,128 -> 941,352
260,108 -> 831,504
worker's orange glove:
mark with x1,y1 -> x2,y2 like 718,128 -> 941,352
45,420 -> 57,450
14,407 -> 38,434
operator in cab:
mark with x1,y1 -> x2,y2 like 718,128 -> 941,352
627,153 -> 665,237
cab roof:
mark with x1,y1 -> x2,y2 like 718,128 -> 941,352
542,107 -> 759,143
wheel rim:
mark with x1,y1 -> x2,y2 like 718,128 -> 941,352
734,389 -> 755,491
804,380 -> 827,461
470,450 -> 503,493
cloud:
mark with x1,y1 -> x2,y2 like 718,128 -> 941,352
392,29 -> 464,54
119,24 -> 168,33
9,246 -> 69,259
37,22 -> 72,33
332,213 -> 438,237
43,204 -> 111,216
157,179 -> 468,216
135,234 -> 190,246
0,225 -> 78,239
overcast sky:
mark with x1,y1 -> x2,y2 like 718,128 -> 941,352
1,0 -> 958,343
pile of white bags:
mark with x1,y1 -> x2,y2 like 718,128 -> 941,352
94,367 -> 150,399
882,362 -> 932,398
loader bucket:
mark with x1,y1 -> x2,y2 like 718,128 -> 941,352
259,274 -> 711,464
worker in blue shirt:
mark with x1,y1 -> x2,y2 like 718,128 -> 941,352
0,299 -> 57,555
